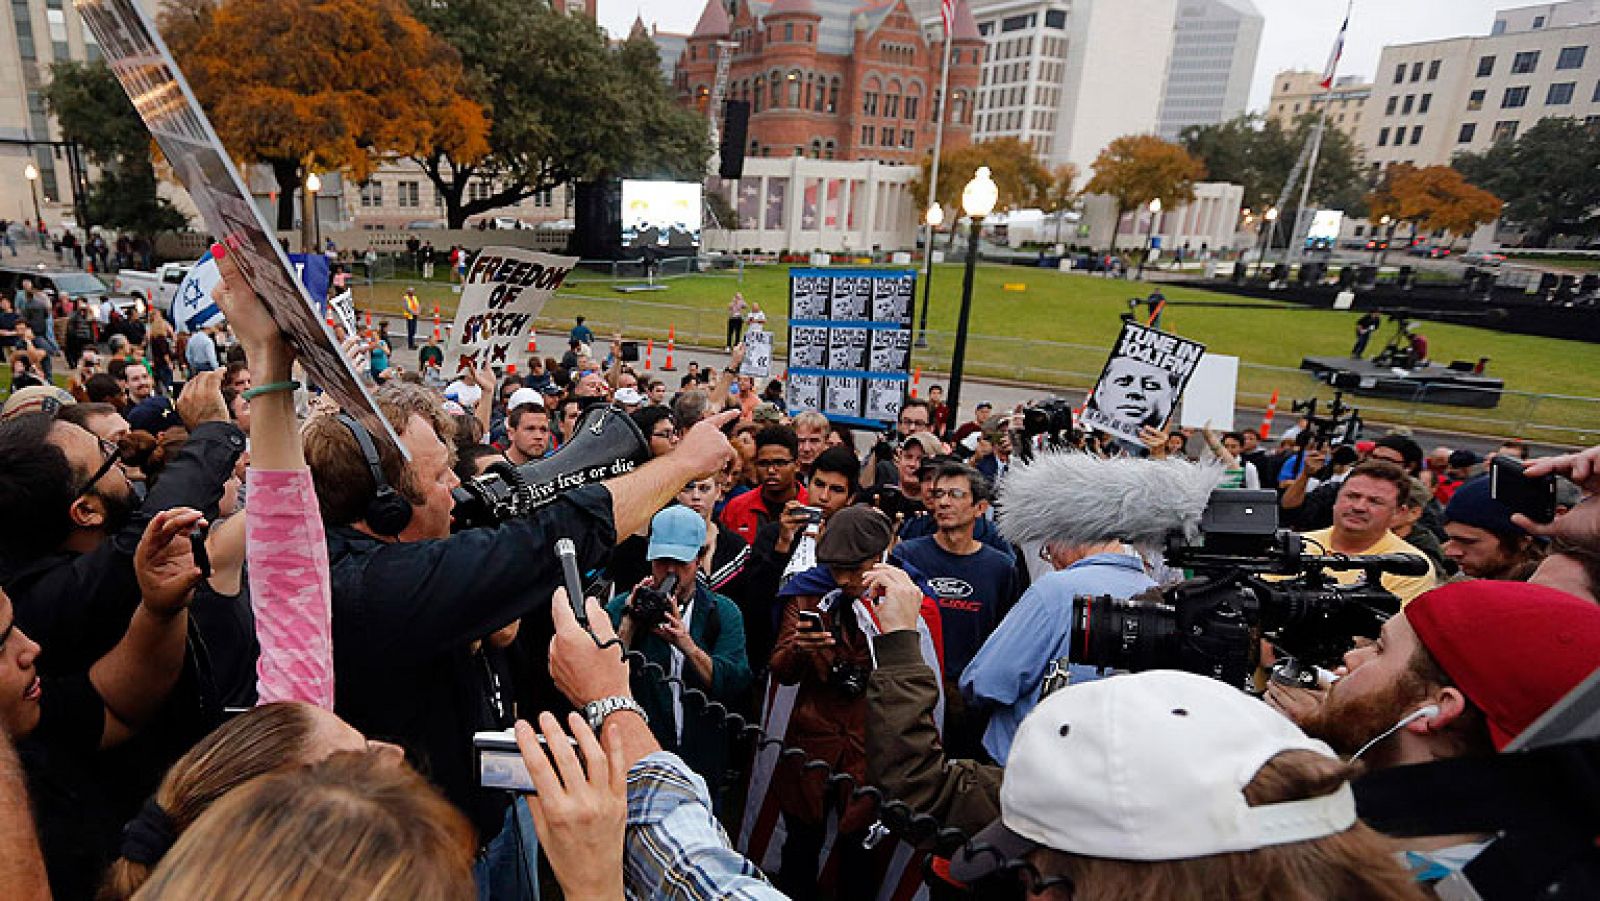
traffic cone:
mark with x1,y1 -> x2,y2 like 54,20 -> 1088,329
910,367 -> 922,398
1259,390 -> 1279,440
433,311 -> 442,343
506,363 -> 517,376
527,332 -> 538,354
364,310 -> 373,331
645,338 -> 654,370
662,327 -> 676,371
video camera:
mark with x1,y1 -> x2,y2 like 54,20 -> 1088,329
451,404 -> 649,530
627,572 -> 680,631
1069,489 -> 1423,690
1289,391 -> 1363,449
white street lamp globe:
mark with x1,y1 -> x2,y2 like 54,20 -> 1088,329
926,203 -> 944,228
306,172 -> 322,193
1265,206 -> 1280,222
24,163 -> 38,181
962,166 -> 998,218
1149,197 -> 1162,214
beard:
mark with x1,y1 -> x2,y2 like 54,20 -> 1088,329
96,485 -> 139,535
1310,672 -> 1429,762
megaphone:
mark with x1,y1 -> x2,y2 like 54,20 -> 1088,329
451,403 -> 648,530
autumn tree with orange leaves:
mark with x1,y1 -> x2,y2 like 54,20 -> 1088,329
162,0 -> 488,232
1085,135 -> 1207,250
1367,164 -> 1503,240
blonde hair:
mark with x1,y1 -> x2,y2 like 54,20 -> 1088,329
100,703 -> 324,901
1029,752 -> 1427,901
135,751 -> 476,900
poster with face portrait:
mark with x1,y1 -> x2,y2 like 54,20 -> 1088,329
1080,322 -> 1206,444
785,269 -> 916,428
73,0 -> 402,451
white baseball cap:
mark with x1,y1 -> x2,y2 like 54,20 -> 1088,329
950,671 -> 1354,881
614,387 -> 645,406
505,387 -> 542,411
444,380 -> 483,408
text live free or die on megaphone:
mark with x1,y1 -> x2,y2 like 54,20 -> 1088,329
447,248 -> 578,375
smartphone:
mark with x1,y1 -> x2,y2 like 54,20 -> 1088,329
190,525 -> 212,580
795,504 -> 823,525
620,341 -> 640,363
1490,455 -> 1558,524
798,610 -> 825,632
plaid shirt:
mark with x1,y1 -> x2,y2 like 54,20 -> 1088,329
625,752 -> 786,900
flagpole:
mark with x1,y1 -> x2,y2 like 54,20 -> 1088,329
915,4 -> 955,350
1282,0 -> 1351,268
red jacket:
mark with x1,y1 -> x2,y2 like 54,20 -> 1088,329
718,485 -> 807,545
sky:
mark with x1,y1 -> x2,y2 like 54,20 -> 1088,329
599,0 -> 1517,110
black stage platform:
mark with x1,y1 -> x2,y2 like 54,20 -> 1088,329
1301,356 -> 1505,408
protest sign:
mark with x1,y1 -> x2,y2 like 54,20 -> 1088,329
785,268 -> 916,428
448,247 -> 578,375
1080,321 -> 1206,443
741,329 -> 773,377
1179,354 -> 1239,431
74,0 -> 399,449
327,291 -> 358,339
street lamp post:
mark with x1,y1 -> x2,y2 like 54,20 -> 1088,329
304,172 -> 322,254
1376,215 -> 1394,269
944,167 -> 997,435
915,202 -> 944,349
1136,197 -> 1162,280
23,162 -> 43,245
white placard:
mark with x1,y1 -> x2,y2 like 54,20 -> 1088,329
1179,353 -> 1239,431
740,329 -> 773,377
448,247 -> 577,375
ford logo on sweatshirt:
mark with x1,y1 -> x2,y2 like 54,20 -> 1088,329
927,577 -> 974,599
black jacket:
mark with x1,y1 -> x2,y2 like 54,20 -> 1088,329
327,484 -> 615,842
2,420 -> 246,675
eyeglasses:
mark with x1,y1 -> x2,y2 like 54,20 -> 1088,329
926,487 -> 970,500
652,428 -> 679,441
755,458 -> 795,469
899,418 -> 929,427
75,438 -> 123,500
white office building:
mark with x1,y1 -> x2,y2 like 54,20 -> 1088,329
925,0 -> 1176,183
1358,0 -> 1600,173
1156,0 -> 1264,140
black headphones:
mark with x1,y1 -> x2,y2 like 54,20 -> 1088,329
336,413 -> 413,537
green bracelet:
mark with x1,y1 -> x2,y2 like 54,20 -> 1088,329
241,380 -> 301,400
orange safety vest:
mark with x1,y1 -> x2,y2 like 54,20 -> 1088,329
403,292 -> 420,319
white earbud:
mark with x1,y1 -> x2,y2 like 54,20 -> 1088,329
1351,703 -> 1441,761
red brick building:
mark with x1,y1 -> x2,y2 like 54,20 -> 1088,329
673,0 -> 982,165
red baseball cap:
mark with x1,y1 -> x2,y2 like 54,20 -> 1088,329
1407,581 -> 1600,750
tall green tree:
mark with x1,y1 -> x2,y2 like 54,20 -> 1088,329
1455,118 -> 1600,245
43,60 -> 189,238
407,1 -> 710,228
1180,113 -> 1368,227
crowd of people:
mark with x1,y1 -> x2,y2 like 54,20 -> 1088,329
1,242 -> 1598,901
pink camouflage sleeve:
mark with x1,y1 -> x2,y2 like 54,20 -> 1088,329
246,469 -> 335,708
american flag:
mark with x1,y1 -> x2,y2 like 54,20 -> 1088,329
1319,2 -> 1352,89
941,0 -> 956,39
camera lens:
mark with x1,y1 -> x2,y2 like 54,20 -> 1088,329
1069,595 -> 1180,673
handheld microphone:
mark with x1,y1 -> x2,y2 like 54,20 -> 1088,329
555,538 -> 587,628
1351,703 -> 1441,761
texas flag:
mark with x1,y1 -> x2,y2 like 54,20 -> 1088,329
1320,4 -> 1352,89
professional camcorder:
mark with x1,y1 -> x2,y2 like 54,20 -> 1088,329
451,404 -> 649,530
1068,489 -> 1424,690
1289,391 -> 1363,448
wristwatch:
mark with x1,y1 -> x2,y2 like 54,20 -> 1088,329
582,696 -> 648,734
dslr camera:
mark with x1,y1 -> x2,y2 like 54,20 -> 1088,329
1070,489 -> 1425,690
627,573 -> 680,631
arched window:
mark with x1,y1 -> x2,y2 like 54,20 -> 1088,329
754,75 -> 765,113
905,80 -> 923,121
770,69 -> 782,107
694,84 -> 710,114
750,139 -> 761,157
827,77 -> 840,113
886,79 -> 902,118
812,72 -> 826,111
788,69 -> 802,107
810,139 -> 822,158
952,90 -> 967,124
824,140 -> 836,160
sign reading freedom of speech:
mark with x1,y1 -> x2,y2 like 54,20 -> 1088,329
72,0 -> 401,451
785,268 -> 915,428
448,248 -> 578,374
1080,321 -> 1206,444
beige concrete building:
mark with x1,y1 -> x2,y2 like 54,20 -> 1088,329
1357,1 -> 1600,174
1266,71 -> 1373,140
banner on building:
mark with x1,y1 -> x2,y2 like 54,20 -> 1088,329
74,0 -> 400,450
447,247 -> 577,375
1080,321 -> 1206,443
785,269 -> 915,428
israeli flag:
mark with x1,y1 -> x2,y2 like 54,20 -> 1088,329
173,251 -> 223,334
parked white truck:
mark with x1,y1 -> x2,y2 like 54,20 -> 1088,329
112,262 -> 195,316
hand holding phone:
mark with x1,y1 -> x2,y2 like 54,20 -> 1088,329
798,610 -> 825,632
1491,456 -> 1558,525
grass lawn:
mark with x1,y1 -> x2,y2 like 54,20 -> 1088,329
1507,255 -> 1600,273
349,262 -> 1600,444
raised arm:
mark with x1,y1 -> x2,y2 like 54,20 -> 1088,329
213,243 -> 335,707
